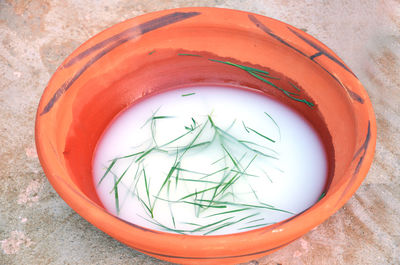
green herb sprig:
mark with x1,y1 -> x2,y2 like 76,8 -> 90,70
207,58 -> 314,107
98,105 -> 292,235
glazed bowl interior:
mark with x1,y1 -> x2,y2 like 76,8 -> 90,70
35,7 -> 375,265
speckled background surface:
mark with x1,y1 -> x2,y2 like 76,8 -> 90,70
1,1 -> 399,264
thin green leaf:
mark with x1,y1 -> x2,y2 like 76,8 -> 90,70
211,155 -> 226,165
154,196 -> 227,209
238,223 -> 274,230
208,59 -> 270,75
109,159 -> 135,194
182,222 -> 202,226
113,173 -> 120,215
236,213 -> 261,223
318,191 -> 326,202
141,106 -> 161,128
242,121 -> 250,133
179,178 -> 227,185
152,115 -> 175,120
200,167 -> 230,180
196,200 -> 292,214
254,71 -> 280,80
221,144 -> 241,170
217,154 -> 257,196
181,92 -> 196,97
230,169 -> 262,178
205,207 -> 251,217
203,221 -> 235,235
179,185 -> 220,200
138,197 -> 153,217
178,53 -> 202,57
191,216 -> 234,232
288,81 -> 301,91
178,119 -> 209,159
246,127 -> 275,143
113,150 -> 145,160
264,112 -> 281,141
137,214 -> 188,234
160,128 -> 196,147
135,147 -> 155,162
246,218 -> 265,224
226,119 -> 237,131
143,168 -> 151,208
98,159 -> 117,185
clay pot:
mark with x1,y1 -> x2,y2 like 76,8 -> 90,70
35,7 -> 376,265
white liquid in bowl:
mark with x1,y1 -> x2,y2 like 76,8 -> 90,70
93,86 -> 327,235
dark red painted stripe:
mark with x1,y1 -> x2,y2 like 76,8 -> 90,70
64,12 -> 201,68
41,11 -> 200,115
310,51 -> 323,60
336,121 -> 371,206
286,27 -> 357,78
248,14 -> 364,104
248,14 -> 308,57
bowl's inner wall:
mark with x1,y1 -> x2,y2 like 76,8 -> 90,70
50,25 -> 358,209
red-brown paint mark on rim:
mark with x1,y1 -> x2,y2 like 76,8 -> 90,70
64,12 -> 200,68
247,14 -> 308,57
286,26 -> 357,78
336,121 -> 371,205
40,11 -> 201,116
248,14 -> 364,104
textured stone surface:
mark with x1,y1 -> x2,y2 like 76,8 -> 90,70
1,0 -> 399,264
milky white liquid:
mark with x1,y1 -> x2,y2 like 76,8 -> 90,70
93,86 -> 327,235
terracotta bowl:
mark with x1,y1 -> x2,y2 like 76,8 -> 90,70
35,7 -> 376,265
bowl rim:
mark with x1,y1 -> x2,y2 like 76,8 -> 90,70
35,6 -> 377,261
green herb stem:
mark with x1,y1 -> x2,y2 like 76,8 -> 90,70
182,92 -> 196,97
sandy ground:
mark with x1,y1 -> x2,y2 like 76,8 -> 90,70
1,0 -> 399,264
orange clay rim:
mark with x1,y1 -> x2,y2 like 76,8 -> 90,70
35,7 -> 376,261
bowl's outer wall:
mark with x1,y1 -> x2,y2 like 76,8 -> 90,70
35,7 -> 376,265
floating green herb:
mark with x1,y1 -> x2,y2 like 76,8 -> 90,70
208,59 -> 270,75
211,155 -> 226,165
178,53 -> 202,57
208,58 -> 314,108
318,191 -> 326,202
138,214 -> 189,234
256,72 -> 280,80
205,207 -> 251,217
242,121 -> 250,133
203,220 -> 236,235
98,107 -> 294,235
238,223 -> 273,230
98,159 -> 117,185
112,173 -> 120,214
152,115 -> 175,120
246,126 -> 275,143
246,218 -> 265,224
264,112 -> 281,141
182,92 -> 196,97
191,216 -> 234,233
200,167 -> 230,180
288,81 -> 301,92
135,147 -> 155,162
109,159 -> 135,194
143,168 -> 152,215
